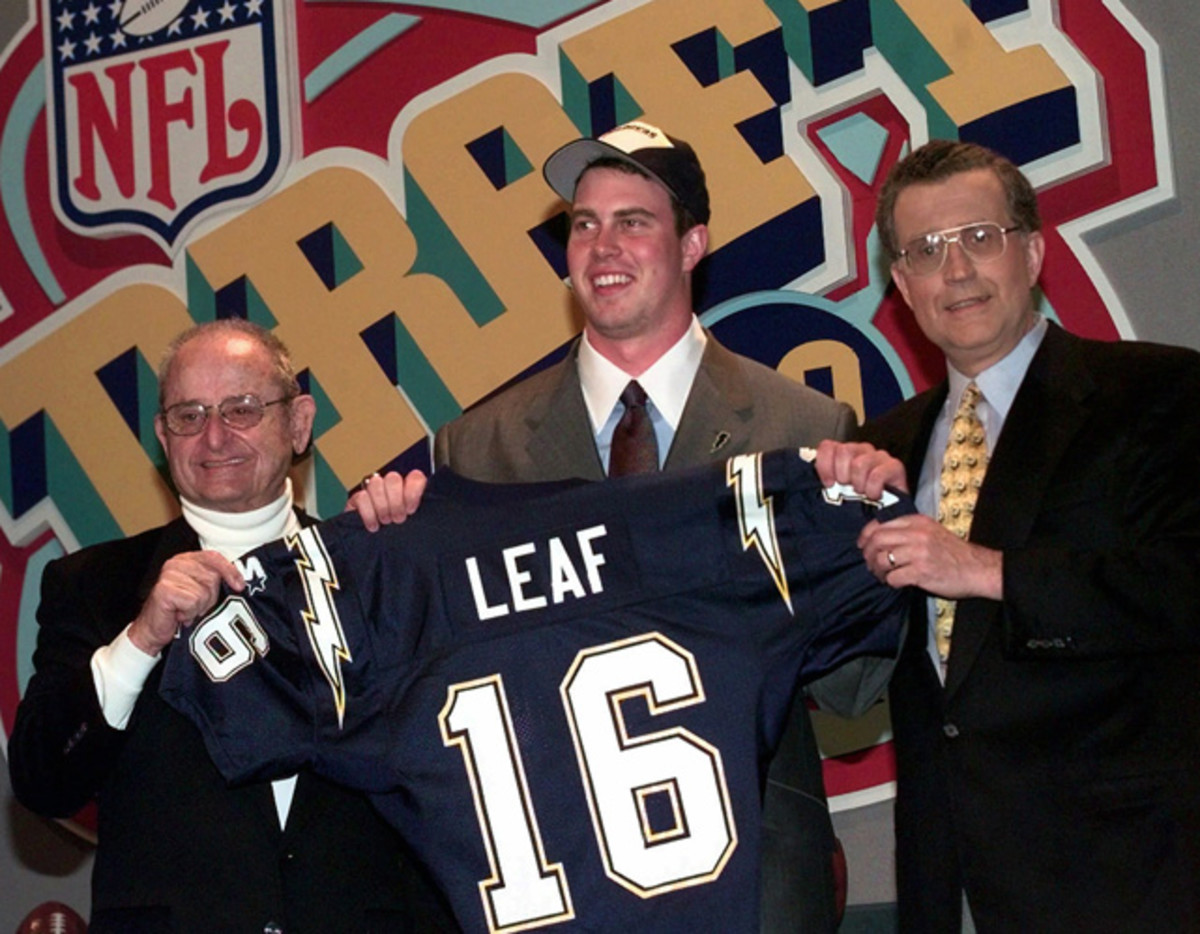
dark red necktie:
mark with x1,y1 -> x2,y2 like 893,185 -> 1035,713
609,380 -> 659,476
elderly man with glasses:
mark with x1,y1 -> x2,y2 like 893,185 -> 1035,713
8,319 -> 455,932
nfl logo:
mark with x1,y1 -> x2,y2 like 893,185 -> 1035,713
43,0 -> 291,252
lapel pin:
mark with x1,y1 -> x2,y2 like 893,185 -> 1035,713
711,431 -> 731,454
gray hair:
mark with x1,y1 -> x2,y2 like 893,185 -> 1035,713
158,319 -> 300,406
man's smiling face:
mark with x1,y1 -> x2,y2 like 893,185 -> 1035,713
891,167 -> 1045,377
566,166 -> 705,363
155,331 -> 314,512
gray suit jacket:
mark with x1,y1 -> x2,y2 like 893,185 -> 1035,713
435,332 -> 894,932
437,335 -> 851,479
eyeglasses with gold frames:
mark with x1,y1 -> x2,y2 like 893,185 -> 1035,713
897,222 -> 1021,276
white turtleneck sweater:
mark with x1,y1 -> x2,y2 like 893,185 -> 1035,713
90,479 -> 302,826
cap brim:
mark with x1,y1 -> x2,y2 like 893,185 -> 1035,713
543,138 -> 661,205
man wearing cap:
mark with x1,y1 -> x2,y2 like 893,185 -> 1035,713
353,122 -> 894,931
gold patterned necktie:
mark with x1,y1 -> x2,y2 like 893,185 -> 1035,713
935,382 -> 988,666
609,380 -> 659,477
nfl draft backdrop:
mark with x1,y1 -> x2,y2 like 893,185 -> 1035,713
0,0 -> 1190,919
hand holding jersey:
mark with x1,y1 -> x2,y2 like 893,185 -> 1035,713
349,440 -> 907,533
163,448 -> 910,932
128,551 -> 245,656
350,469 -> 429,532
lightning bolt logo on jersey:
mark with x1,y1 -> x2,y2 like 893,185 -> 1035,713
728,452 -> 792,614
291,527 -> 353,727
162,448 -> 913,932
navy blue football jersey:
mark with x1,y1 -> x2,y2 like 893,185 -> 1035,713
161,448 -> 911,932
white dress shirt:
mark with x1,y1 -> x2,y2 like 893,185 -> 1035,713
577,316 -> 708,472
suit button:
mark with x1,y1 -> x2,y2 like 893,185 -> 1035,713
943,723 -> 960,739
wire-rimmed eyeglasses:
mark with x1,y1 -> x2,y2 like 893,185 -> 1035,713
897,222 -> 1021,276
160,394 -> 294,436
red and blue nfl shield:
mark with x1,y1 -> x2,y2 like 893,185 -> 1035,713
43,0 -> 290,252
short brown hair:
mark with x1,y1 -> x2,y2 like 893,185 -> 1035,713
875,140 -> 1041,259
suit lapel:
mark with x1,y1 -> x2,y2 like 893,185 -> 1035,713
944,325 -> 1097,695
523,347 -> 607,480
896,389 -> 946,492
667,336 -> 754,467
885,390 -> 950,683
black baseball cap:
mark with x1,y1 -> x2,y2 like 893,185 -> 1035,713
542,121 -> 711,226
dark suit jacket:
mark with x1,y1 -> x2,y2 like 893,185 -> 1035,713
8,516 -> 456,934
862,323 -> 1200,932
436,333 -> 889,932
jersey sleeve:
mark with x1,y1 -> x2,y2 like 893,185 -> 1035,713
159,536 -> 326,785
722,448 -> 914,684
787,490 -> 912,681
159,515 -> 404,788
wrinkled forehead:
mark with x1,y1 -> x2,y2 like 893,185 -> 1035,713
163,334 -> 281,403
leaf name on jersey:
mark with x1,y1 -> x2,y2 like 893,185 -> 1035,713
465,524 -> 610,621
